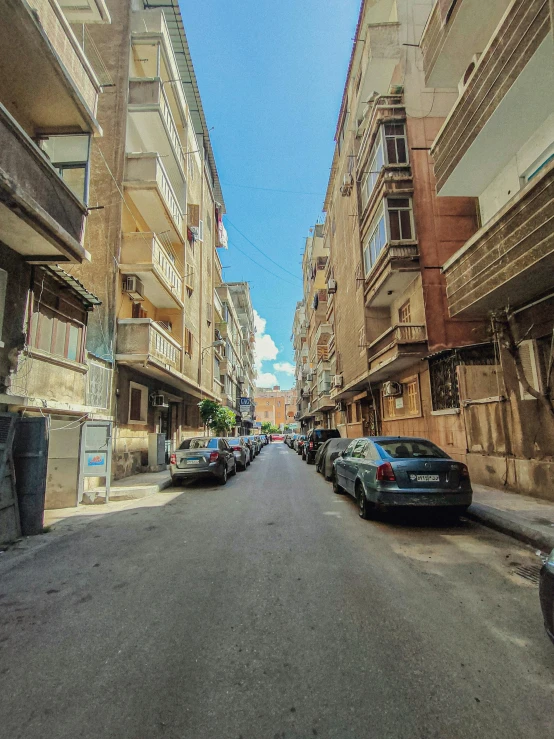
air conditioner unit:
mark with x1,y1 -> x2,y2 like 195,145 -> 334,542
151,394 -> 169,408
327,278 -> 337,294
333,374 -> 343,388
157,320 -> 173,333
383,381 -> 402,397
122,275 -> 144,301
340,173 -> 353,197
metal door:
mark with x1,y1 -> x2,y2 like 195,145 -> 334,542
12,416 -> 48,535
79,421 -> 112,503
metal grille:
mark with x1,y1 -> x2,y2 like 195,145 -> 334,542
429,345 -> 498,411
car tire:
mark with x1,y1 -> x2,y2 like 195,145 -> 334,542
332,472 -> 344,495
357,483 -> 373,520
219,467 -> 228,485
171,476 -> 180,487
230,461 -> 237,476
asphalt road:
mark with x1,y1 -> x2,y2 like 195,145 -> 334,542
1,443 -> 554,739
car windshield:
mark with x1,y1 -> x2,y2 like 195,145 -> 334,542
228,438 -> 240,445
179,438 -> 218,450
314,430 -> 340,441
377,439 -> 450,459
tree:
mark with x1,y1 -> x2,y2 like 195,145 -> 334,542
261,421 -> 279,434
198,399 -> 220,429
212,406 -> 237,436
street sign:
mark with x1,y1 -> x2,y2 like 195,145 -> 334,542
239,397 -> 251,407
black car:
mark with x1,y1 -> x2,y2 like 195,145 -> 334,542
539,549 -> 554,644
305,428 -> 341,465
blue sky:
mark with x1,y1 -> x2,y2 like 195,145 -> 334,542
182,0 -> 360,390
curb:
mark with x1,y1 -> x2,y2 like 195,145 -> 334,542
108,477 -> 172,501
467,502 -> 554,553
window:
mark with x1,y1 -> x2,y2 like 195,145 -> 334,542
388,198 -> 414,241
398,300 -> 411,324
386,395 -> 397,419
184,328 -> 193,357
361,139 -> 385,209
384,124 -> 408,165
337,105 -> 349,155
351,440 -> 368,459
41,135 -> 91,203
363,208 -> 387,275
377,439 -> 449,459
29,276 -> 87,363
264,412 -> 269,419
128,382 -> 148,424
407,378 -> 419,414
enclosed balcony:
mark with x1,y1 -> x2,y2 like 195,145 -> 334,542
0,104 -> 88,263
420,0 -> 512,89
1,0 -> 102,136
119,233 -> 184,309
431,0 -> 553,195
367,324 -> 427,382
124,153 -> 184,244
127,78 -> 186,192
314,323 -> 332,347
364,244 -> 419,308
116,318 -> 181,375
443,160 -> 554,317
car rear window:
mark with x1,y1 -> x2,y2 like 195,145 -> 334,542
314,429 -> 340,441
228,438 -> 240,445
179,438 -> 218,450
377,440 -> 449,459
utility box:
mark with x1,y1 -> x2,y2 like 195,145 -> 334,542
148,432 -> 166,469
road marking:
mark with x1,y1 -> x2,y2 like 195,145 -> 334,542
322,511 -> 342,518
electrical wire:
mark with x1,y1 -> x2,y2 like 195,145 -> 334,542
227,239 -> 298,287
226,219 -> 302,282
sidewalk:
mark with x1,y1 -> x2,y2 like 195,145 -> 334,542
469,484 -> 554,553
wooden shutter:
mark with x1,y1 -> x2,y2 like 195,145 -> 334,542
187,204 -> 200,227
519,340 -> 541,400
130,388 -> 142,421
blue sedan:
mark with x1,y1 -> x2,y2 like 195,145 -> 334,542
332,436 -> 472,520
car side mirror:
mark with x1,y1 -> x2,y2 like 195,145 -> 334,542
341,450 -> 348,457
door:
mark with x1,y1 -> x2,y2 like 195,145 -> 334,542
12,416 -> 48,533
335,440 -> 357,491
342,440 -> 368,494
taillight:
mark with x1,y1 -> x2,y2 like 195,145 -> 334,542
460,464 -> 470,479
231,445 -> 241,451
170,453 -> 176,465
376,462 -> 396,482
209,451 -> 219,462
309,442 -> 314,450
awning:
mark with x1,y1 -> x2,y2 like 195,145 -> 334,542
46,265 -> 101,309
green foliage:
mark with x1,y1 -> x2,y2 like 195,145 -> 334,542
212,406 -> 237,436
198,399 -> 220,427
261,421 -> 279,434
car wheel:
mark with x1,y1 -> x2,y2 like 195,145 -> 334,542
171,476 -> 180,487
219,467 -> 228,485
357,483 -> 373,520
332,472 -> 344,495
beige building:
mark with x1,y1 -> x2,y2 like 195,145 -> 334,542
254,387 -> 296,429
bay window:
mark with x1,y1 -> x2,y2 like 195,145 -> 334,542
363,198 -> 415,276
388,198 -> 414,241
360,122 -> 409,210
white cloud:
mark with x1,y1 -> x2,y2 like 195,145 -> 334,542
256,372 -> 278,387
274,362 -> 295,376
253,309 -> 278,372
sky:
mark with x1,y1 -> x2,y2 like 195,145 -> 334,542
181,0 -> 360,390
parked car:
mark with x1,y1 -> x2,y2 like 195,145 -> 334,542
243,436 -> 256,462
272,433 -> 285,442
540,549 -> 554,644
316,438 -> 351,480
247,435 -> 261,455
305,428 -> 341,465
287,433 -> 299,449
226,437 -> 250,470
332,436 -> 472,519
260,434 -> 269,446
296,435 -> 307,456
170,437 -> 237,486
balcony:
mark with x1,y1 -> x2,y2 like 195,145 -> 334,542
0,104 -> 88,263
216,321 -> 229,339
354,23 -> 402,123
124,153 -> 184,244
116,318 -> 181,375
420,0 -> 513,88
1,0 -> 101,135
367,324 -> 428,382
443,160 -> 554,316
57,0 -> 110,24
314,323 -> 332,347
431,0 -> 553,195
127,78 -> 186,191
364,244 -> 420,308
119,233 -> 184,309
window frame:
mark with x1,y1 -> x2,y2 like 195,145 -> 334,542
386,197 -> 415,242
128,381 -> 148,425
360,123 -> 408,210
28,292 -> 87,364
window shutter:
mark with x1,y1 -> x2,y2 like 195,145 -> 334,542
198,220 -> 204,242
187,204 -> 200,227
519,339 -> 541,399
130,388 -> 142,421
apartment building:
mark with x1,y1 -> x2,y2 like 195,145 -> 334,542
300,0 -> 489,460
419,0 -> 554,498
254,387 -> 296,430
226,282 -> 257,433
0,0 -> 243,514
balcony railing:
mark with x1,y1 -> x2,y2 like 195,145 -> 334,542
116,318 -> 181,373
314,323 -> 332,346
0,103 -> 87,263
431,0 -> 551,193
124,153 -> 184,240
120,232 -> 183,308
443,160 -> 554,316
364,243 -> 420,308
367,323 -> 427,360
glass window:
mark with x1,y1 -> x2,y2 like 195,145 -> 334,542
387,198 -> 413,241
384,123 -> 408,165
41,134 -> 90,203
363,208 -> 387,275
179,438 -> 218,449
129,388 -> 143,422
377,439 -> 449,459
361,141 -> 385,208
351,441 -> 368,458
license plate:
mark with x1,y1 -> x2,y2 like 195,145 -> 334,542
187,459 -> 200,465
415,474 -> 439,482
